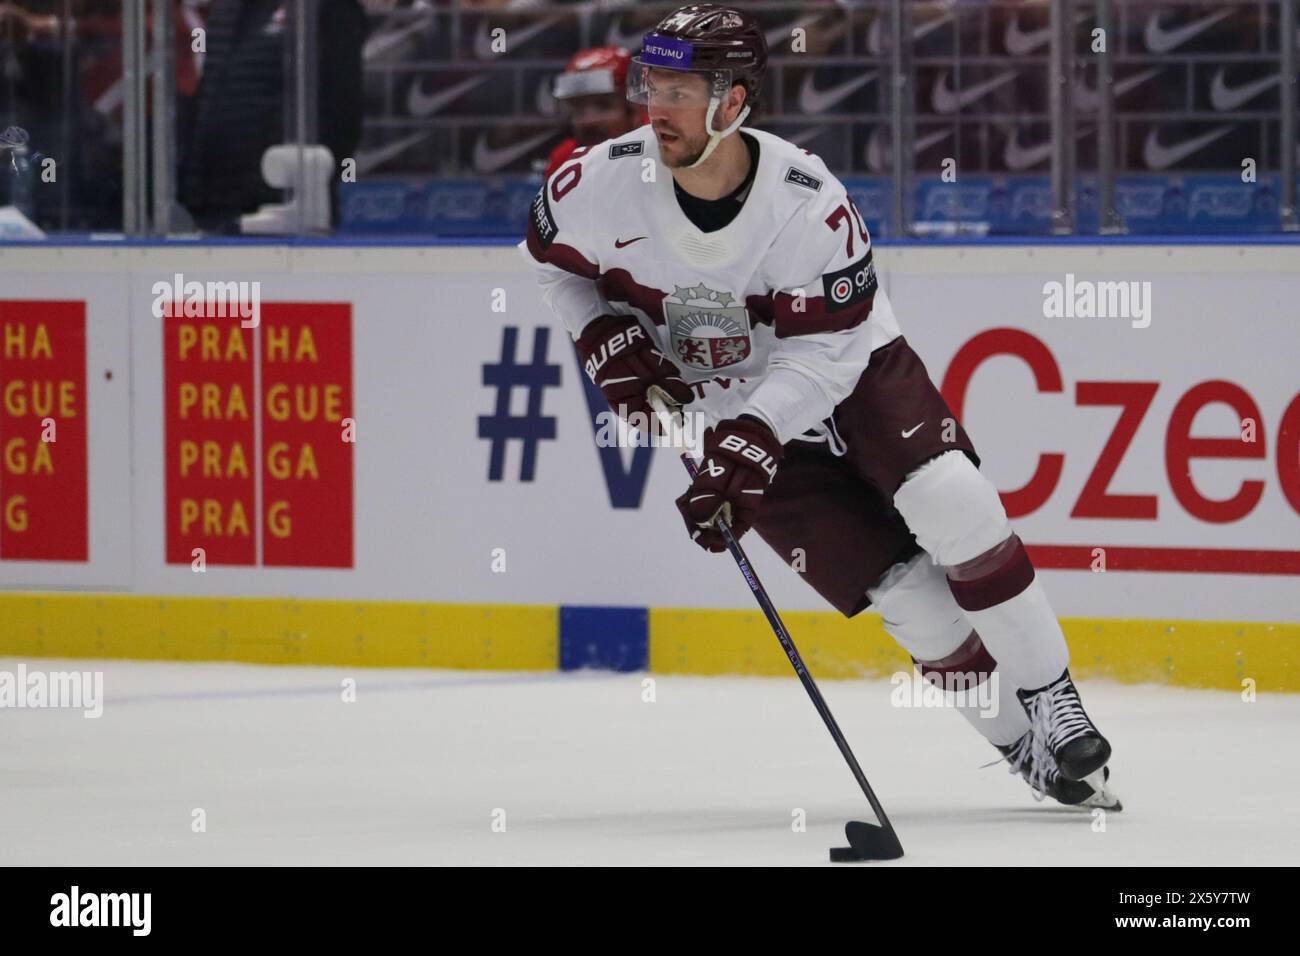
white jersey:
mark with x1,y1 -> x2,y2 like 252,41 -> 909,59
519,125 -> 902,445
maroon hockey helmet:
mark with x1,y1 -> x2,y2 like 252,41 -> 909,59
632,4 -> 767,109
628,5 -> 768,165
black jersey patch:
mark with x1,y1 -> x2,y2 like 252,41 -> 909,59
785,166 -> 823,192
529,187 -> 557,250
823,249 -> 877,312
609,141 -> 644,159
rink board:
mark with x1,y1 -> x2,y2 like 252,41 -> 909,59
0,593 -> 1294,692
0,241 -> 1297,689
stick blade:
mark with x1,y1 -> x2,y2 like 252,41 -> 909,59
844,820 -> 904,860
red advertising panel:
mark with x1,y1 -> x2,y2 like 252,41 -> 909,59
163,307 -> 256,565
260,303 -> 353,568
0,300 -> 88,560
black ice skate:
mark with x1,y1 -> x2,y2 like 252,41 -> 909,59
1016,669 -> 1112,781
995,732 -> 1121,810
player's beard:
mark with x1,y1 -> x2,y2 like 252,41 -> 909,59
656,124 -> 709,169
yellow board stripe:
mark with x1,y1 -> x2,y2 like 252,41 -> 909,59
649,608 -> 910,679
0,595 -> 1295,691
0,595 -> 557,671
649,608 -> 1300,692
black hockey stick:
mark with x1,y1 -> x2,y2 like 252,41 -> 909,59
648,393 -> 903,862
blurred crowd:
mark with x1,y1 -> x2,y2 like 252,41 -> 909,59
0,1 -> 1287,235
0,0 -> 666,234
0,0 -> 367,233
0,0 -> 658,233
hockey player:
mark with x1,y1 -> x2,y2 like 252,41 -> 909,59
522,4 -> 1118,809
544,46 -> 648,178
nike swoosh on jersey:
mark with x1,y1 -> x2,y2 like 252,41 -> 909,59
1142,125 -> 1235,171
355,130 -> 432,175
407,75 -> 488,118
798,71 -> 878,114
1143,9 -> 1234,54
1074,67 -> 1162,112
614,236 -> 647,248
866,9 -> 953,56
901,422 -> 925,438
931,70 -> 1018,113
473,16 -> 558,60
472,130 -> 557,174
1210,70 -> 1280,111
865,127 -> 951,173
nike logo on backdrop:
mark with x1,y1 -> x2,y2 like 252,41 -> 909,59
790,125 -> 831,148
865,127 -> 951,173
1143,9 -> 1234,53
473,16 -> 559,59
866,7 -> 953,55
1004,10 -> 1091,55
1002,124 -> 1094,171
407,75 -> 488,117
472,130 -> 556,173
1142,126 -> 1235,170
1074,68 -> 1162,112
1210,70 -> 1280,111
931,70 -> 1018,113
766,15 -> 825,50
1003,131 -> 1054,171
798,71 -> 878,114
363,9 -> 434,62
604,16 -> 643,51
355,130 -> 432,174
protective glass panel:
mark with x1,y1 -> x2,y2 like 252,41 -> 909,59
0,1 -> 124,236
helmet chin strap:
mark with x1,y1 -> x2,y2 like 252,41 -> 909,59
687,98 -> 751,169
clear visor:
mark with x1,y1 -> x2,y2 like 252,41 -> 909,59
626,59 -> 731,108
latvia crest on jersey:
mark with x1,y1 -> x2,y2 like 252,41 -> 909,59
663,283 -> 752,371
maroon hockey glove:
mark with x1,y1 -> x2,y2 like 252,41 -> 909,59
575,314 -> 694,421
676,416 -> 783,553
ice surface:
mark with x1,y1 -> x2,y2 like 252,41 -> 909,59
2,657 -> 1296,866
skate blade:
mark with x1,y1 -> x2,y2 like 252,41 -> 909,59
1080,768 -> 1122,811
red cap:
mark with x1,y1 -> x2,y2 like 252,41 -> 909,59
553,46 -> 633,99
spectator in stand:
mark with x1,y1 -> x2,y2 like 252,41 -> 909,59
544,45 -> 647,178
179,0 -> 366,233
0,0 -> 202,231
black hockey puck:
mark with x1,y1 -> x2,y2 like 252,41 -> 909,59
829,846 -> 863,863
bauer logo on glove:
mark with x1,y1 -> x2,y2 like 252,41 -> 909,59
676,415 -> 783,553
574,314 -> 694,422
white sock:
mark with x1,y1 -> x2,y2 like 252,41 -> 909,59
948,666 -> 1031,747
958,577 -> 1068,690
